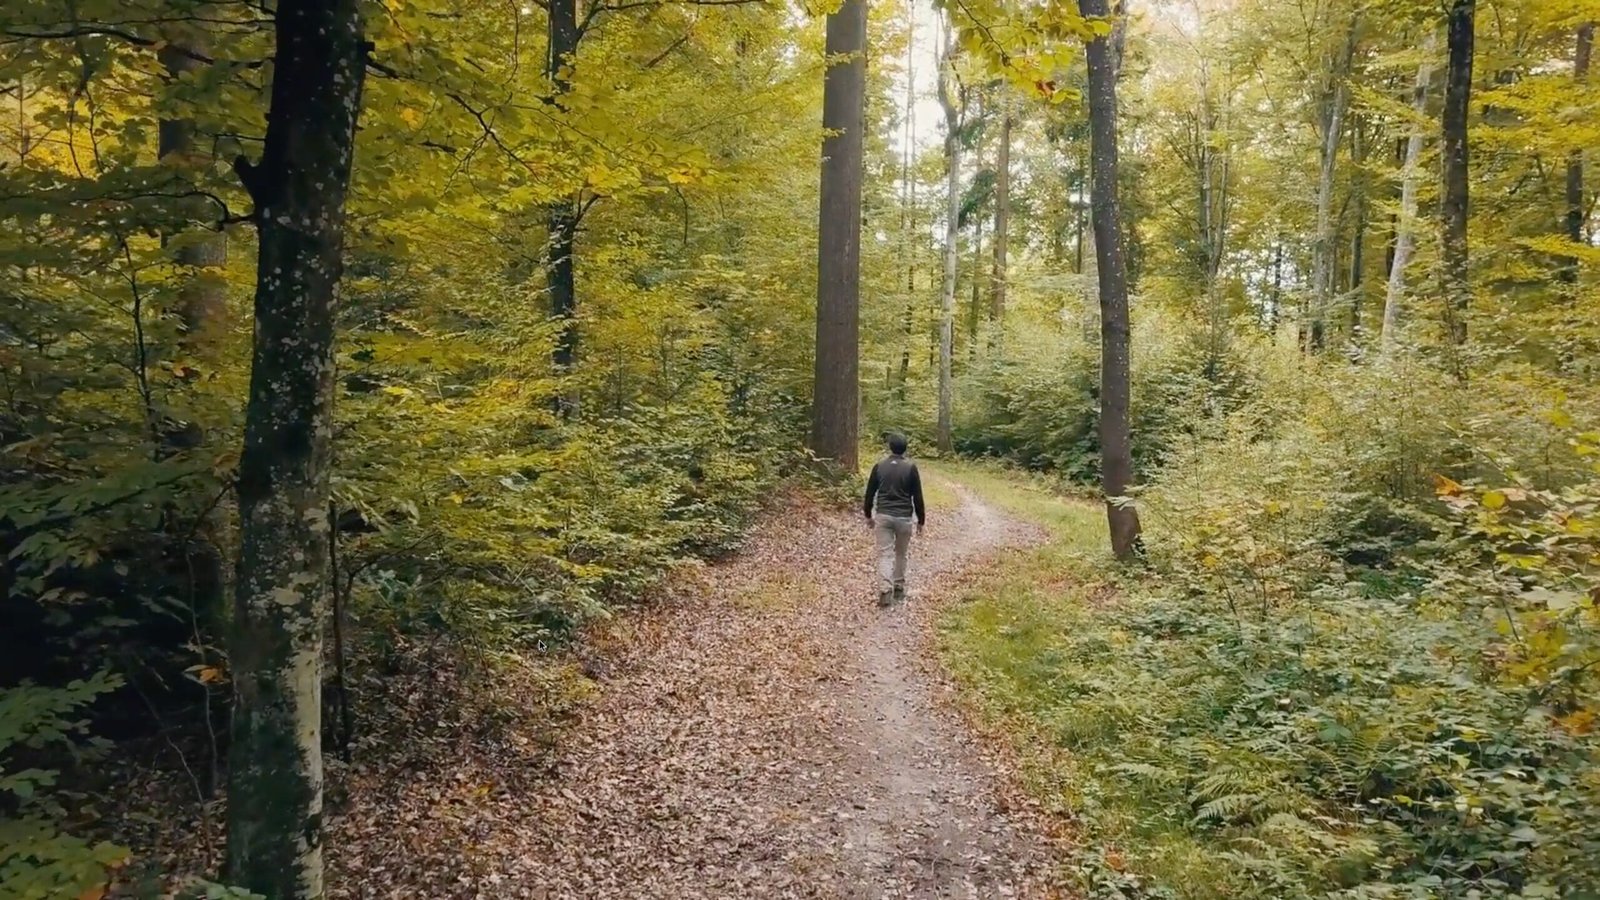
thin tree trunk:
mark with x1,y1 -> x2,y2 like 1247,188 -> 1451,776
548,0 -> 580,410
1269,238 -> 1284,329
226,1 -> 366,896
15,75 -> 25,163
936,20 -> 961,454
548,205 -> 578,376
1050,164 -> 1065,267
158,29 -> 230,791
812,0 -> 867,469
1381,38 -> 1435,351
1199,69 -> 1231,371
1348,117 -> 1368,334
1562,22 -> 1594,284
1383,133 -> 1405,278
968,217 -> 983,351
1080,0 -> 1142,560
1310,21 -> 1358,350
991,109 -> 1011,328
1075,145 -> 1088,275
899,264 -> 914,398
897,2 -> 916,400
159,39 -> 229,357
1440,0 -> 1474,355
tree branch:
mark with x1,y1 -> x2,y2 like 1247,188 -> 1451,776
0,24 -> 267,67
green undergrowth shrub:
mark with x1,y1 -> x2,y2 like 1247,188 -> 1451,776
948,310 -> 1267,483
334,311 -> 807,656
939,358 -> 1600,898
0,672 -> 128,899
341,407 -> 796,654
3,229 -> 814,887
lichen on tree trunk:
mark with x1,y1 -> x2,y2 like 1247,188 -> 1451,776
1381,35 -> 1436,352
548,0 -> 581,414
226,1 -> 368,897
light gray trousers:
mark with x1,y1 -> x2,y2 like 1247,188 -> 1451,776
873,513 -> 916,592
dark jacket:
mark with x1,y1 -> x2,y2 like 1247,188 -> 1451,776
864,455 -> 926,524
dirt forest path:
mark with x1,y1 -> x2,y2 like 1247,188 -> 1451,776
344,476 -> 1066,898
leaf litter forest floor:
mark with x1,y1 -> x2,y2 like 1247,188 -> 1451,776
117,475 -> 1080,898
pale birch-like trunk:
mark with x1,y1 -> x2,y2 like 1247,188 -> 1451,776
1309,20 -> 1358,350
226,1 -> 367,896
1380,37 -> 1436,351
991,108 -> 1011,329
968,216 -> 983,351
896,1 -> 916,399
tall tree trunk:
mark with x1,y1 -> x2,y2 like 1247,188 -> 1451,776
1269,238 -> 1284,329
968,217 -> 983,352
1563,22 -> 1594,285
899,263 -> 914,398
1309,21 -> 1358,350
812,0 -> 866,469
991,108 -> 1011,328
936,21 -> 961,454
226,1 -> 366,896
1440,0 -> 1474,355
1381,37 -> 1435,351
1049,162 -> 1065,267
159,39 -> 228,358
548,0 -> 580,409
158,29 -> 229,791
897,1 -> 916,401
1199,72 -> 1231,373
1080,0 -> 1142,560
1383,134 -> 1405,278
1348,117 -> 1368,334
1075,145 -> 1088,275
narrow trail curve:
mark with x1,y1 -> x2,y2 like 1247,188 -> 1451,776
375,479 -> 1064,898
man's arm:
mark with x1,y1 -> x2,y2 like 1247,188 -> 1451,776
910,464 -> 927,526
863,463 -> 880,520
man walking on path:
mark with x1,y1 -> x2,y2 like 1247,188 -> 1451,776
863,433 -> 927,607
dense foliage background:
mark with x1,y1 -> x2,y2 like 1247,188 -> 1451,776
0,1 -> 863,892
3,0 -> 1599,895
926,0 -> 1600,895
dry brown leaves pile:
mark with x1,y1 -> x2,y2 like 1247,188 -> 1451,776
108,481 -> 1073,898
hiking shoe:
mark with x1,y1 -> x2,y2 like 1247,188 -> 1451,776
892,585 -> 906,605
877,589 -> 894,608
